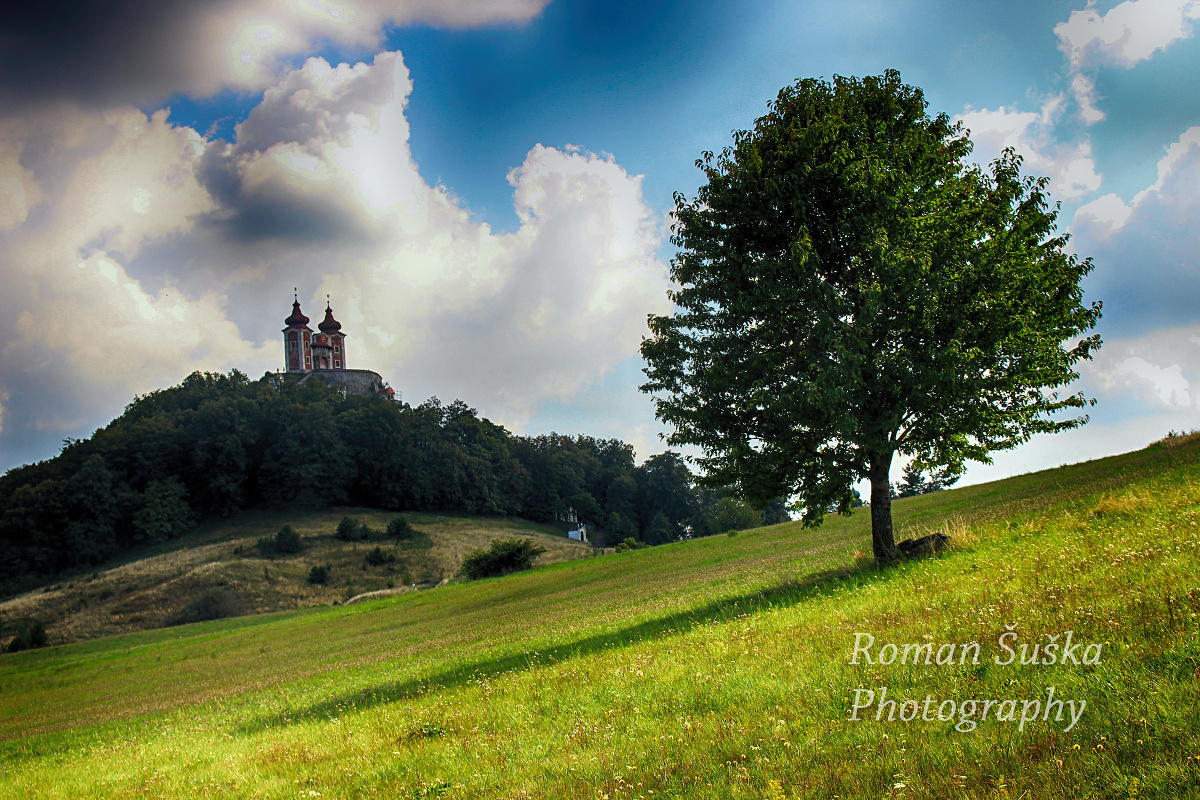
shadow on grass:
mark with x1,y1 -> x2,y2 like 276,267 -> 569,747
236,554 -> 926,735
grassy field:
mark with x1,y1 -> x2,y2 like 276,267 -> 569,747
0,509 -> 592,645
1,438 -> 1198,798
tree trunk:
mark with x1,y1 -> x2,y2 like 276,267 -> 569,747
868,451 -> 897,562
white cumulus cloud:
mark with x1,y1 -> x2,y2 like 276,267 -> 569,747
1055,0 -> 1200,122
0,50 -> 672,470
1074,192 -> 1134,233
1087,324 -> 1200,409
0,104 -> 279,459
1057,0 -> 1200,67
1115,357 -> 1191,406
956,99 -> 1102,199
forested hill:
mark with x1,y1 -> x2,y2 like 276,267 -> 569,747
0,370 -> 783,596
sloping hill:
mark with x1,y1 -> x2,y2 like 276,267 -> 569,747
0,509 -> 592,645
1,438 -> 1198,798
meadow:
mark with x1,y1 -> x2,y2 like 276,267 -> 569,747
0,510 -> 590,644
1,437 -> 1198,798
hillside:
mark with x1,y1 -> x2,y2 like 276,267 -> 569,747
0,370 -> 721,598
0,509 -> 593,645
1,437 -> 1198,798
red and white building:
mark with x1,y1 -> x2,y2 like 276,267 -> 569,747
282,296 -> 395,400
283,296 -> 348,373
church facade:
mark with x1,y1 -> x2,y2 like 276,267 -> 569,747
282,296 -> 395,400
283,296 -> 347,372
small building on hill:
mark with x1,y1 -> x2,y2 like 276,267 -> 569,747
281,294 -> 396,400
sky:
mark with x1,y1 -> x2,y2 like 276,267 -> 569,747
1,0 -> 1199,490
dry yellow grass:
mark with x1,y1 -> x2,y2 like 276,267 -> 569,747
899,514 -> 978,550
1090,486 -> 1154,518
1154,429 -> 1200,448
0,507 -> 591,646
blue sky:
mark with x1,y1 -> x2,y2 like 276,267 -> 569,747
1,0 -> 1198,490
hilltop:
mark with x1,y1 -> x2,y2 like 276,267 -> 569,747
0,369 -> 775,599
1,436 -> 1198,798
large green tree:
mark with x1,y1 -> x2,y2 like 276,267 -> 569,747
640,70 -> 1102,562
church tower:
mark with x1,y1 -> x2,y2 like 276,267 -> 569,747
317,299 -> 347,370
279,292 -> 391,399
282,292 -> 313,373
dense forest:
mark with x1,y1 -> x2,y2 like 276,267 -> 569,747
0,371 -> 787,595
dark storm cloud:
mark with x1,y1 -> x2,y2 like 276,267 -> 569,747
195,141 -> 366,245
0,0 -> 229,109
188,50 -> 405,246
196,187 -> 372,245
0,0 -> 552,111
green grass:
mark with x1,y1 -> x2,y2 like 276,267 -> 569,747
1,441 -> 1199,798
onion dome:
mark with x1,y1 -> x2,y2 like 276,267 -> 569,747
319,303 -> 343,334
285,300 -> 309,327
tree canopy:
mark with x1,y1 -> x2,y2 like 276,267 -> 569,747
640,70 -> 1101,561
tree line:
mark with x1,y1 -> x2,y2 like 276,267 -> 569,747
0,370 -> 783,595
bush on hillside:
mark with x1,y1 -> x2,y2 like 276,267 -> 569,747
336,517 -> 371,541
168,588 -> 247,626
5,618 -> 48,652
615,537 -> 649,552
365,546 -> 396,566
386,515 -> 415,540
273,525 -> 303,553
458,537 -> 546,580
258,524 -> 303,555
308,564 -> 332,585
